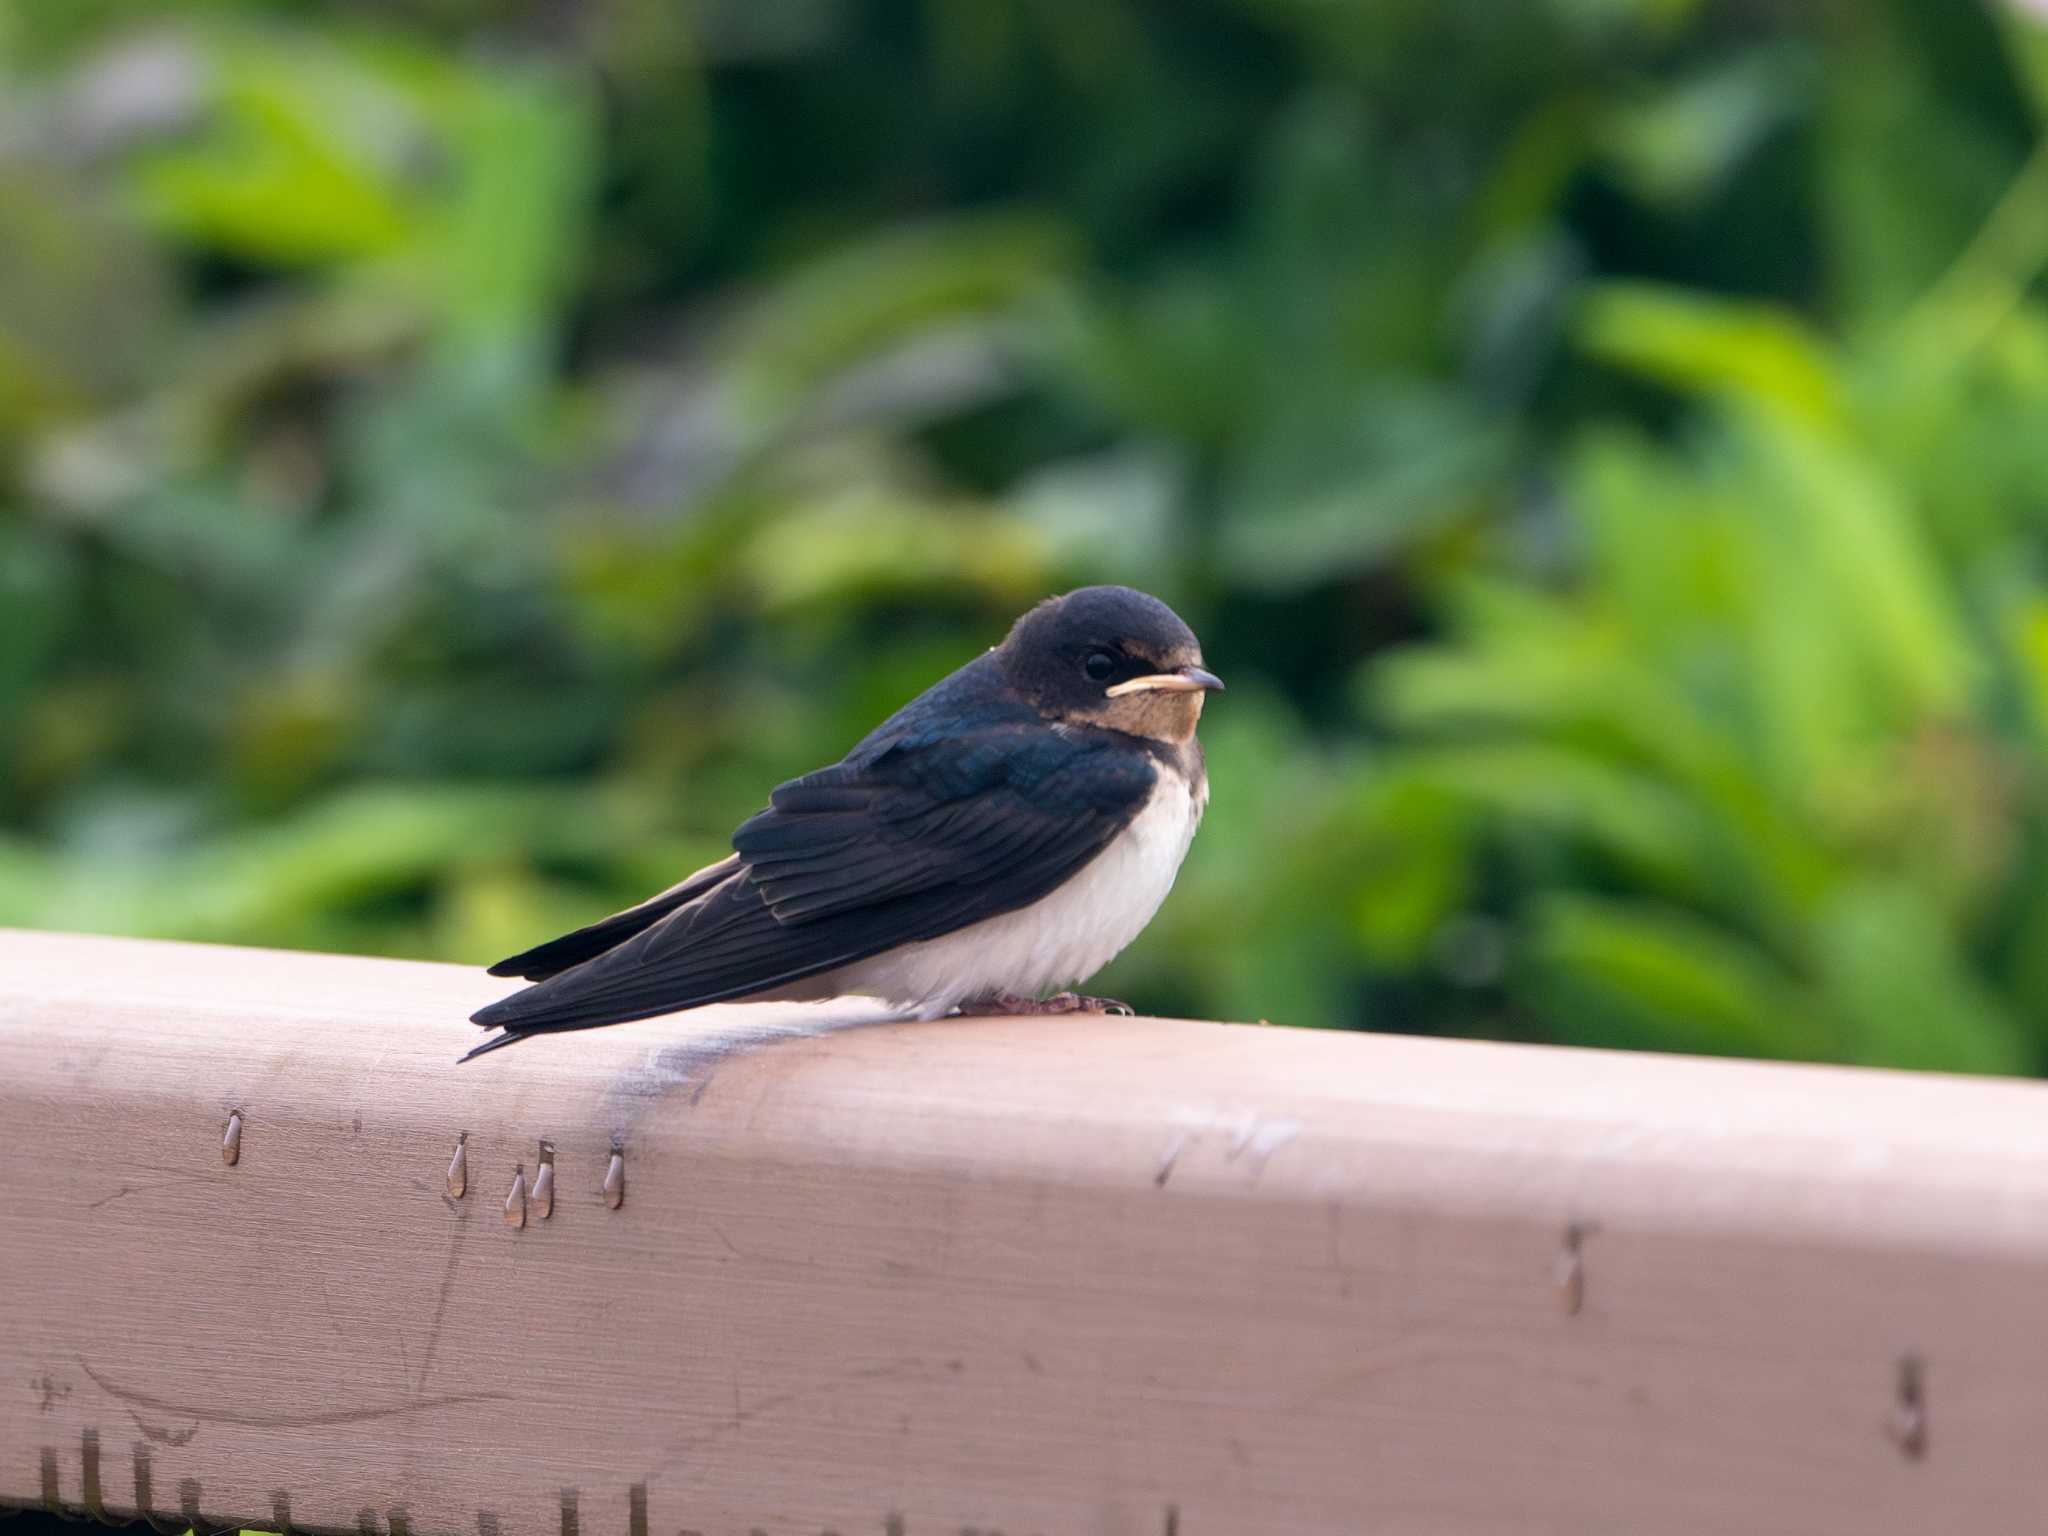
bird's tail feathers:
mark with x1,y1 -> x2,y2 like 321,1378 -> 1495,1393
459,1028 -> 528,1063
485,854 -> 741,980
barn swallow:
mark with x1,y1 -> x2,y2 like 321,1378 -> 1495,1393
465,585 -> 1221,1060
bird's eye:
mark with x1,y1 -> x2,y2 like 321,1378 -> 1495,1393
1083,650 -> 1116,682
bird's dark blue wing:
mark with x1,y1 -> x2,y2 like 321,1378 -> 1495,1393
469,665 -> 1156,1042
733,713 -> 1153,923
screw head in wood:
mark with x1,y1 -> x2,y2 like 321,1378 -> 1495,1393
1553,1222 -> 1589,1316
1889,1355 -> 1927,1460
446,1133 -> 468,1199
602,1144 -> 625,1210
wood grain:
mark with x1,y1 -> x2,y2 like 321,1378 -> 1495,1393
4,927 -> 2048,1534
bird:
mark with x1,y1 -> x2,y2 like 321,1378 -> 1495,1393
464,585 -> 1222,1060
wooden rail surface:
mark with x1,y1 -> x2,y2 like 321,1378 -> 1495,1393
4,928 -> 2048,1535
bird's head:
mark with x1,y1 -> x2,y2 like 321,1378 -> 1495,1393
999,585 -> 1222,744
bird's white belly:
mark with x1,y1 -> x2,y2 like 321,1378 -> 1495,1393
824,769 -> 1204,1017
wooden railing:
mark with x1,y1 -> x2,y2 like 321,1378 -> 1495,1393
4,927 -> 2047,1534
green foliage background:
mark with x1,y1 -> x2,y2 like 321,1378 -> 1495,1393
6,0 -> 2048,1072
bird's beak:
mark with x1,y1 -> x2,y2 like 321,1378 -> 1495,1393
1105,665 -> 1225,697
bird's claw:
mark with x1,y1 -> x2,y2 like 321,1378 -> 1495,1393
975,991 -> 1136,1016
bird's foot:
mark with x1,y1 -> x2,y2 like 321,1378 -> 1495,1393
976,991 -> 1135,1017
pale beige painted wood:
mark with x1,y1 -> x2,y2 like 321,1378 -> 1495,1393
4,927 -> 2048,1535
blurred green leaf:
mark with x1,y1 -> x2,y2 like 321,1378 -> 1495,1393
1219,382 -> 1515,589
1734,409 -> 1980,721
133,40 -> 414,264
1812,879 -> 2029,1074
726,214 -> 1078,421
1599,47 -> 1809,208
1529,893 -> 1832,1060
1577,283 -> 1844,428
408,54 -> 596,346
